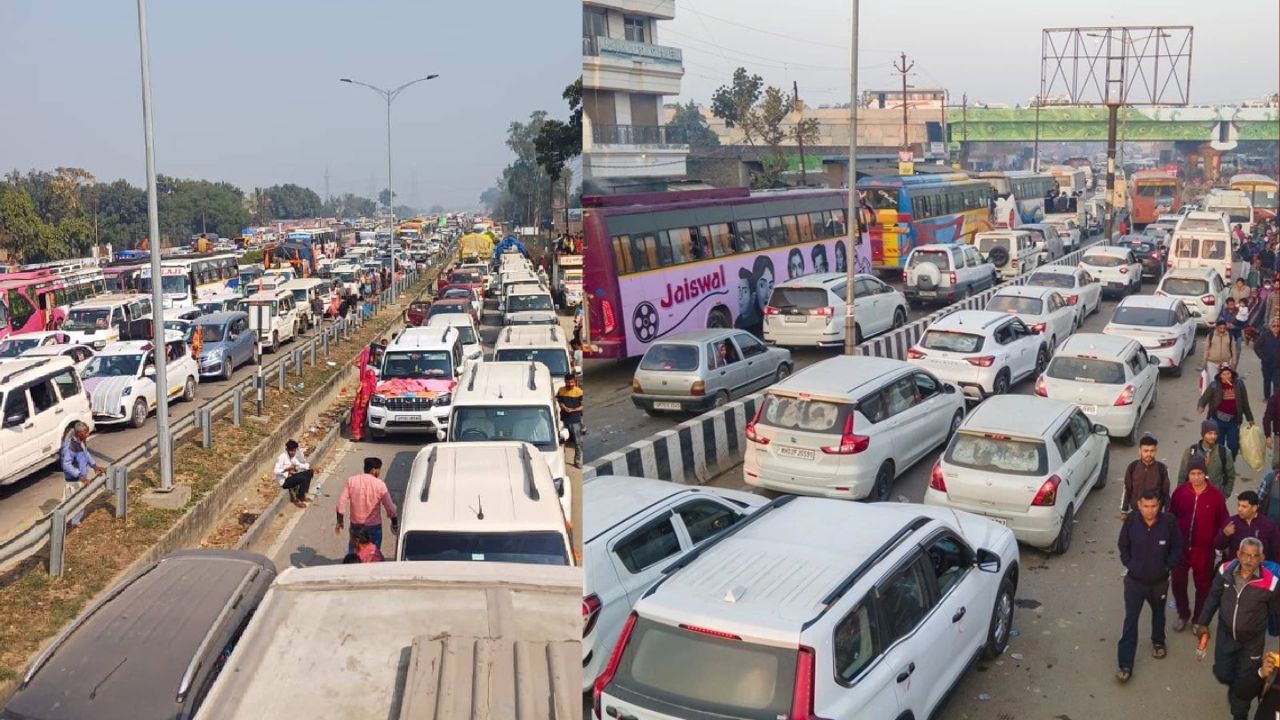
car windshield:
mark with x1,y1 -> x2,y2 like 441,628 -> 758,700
399,531 -> 568,565
1084,253 -> 1127,267
84,353 -> 143,377
1027,272 -> 1074,289
427,304 -> 466,317
0,338 -> 41,358
162,320 -> 194,341
1180,217 -> 1226,233
1047,356 -> 1126,384
335,271 -> 356,282
441,289 -> 470,299
506,294 -> 554,312
493,348 -> 570,375
198,324 -> 226,342
64,308 -> 111,331
381,350 -> 452,379
921,330 -> 983,353
450,406 -> 557,450
449,272 -> 479,284
987,296 -> 1043,315
610,617 -> 798,720
1112,306 -> 1175,327
767,287 -> 828,310
946,433 -> 1048,476
759,394 -> 851,434
1128,241 -> 1157,254
908,250 -> 949,269
1161,277 -> 1209,296
1143,226 -> 1168,237
639,344 -> 700,372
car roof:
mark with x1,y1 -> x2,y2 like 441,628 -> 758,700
772,272 -> 846,289
994,284 -> 1055,299
21,344 -> 91,357
506,286 -> 550,296
961,395 -> 1074,437
425,313 -> 478,330
494,324 -> 567,348
1083,245 -> 1132,257
431,297 -> 470,306
1058,332 -> 1139,358
390,325 -> 459,349
584,476 -> 704,543
769,355 -> 910,398
929,310 -> 1016,331
195,311 -> 247,325
650,328 -> 741,345
69,293 -> 147,308
1162,266 -> 1219,280
455,361 -> 555,405
401,442 -> 565,534
1117,294 -> 1178,309
0,356 -> 76,384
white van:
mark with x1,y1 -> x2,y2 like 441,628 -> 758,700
282,278 -> 329,332
448,361 -> 570,520
396,441 -> 573,565
1169,211 -> 1245,283
502,286 -> 557,326
244,287 -> 298,353
366,326 -> 463,440
492,325 -> 574,391
975,229 -> 1043,279
1204,189 -> 1255,237
61,293 -> 153,350
0,357 -> 95,486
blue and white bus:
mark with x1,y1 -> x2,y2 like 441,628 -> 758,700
977,171 -> 1059,228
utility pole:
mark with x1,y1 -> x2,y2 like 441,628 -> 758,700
940,89 -> 947,164
793,80 -> 808,186
843,0 -> 861,356
324,165 -> 331,205
962,92 -> 968,169
894,52 -> 915,156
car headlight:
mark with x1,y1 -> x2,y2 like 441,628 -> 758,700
121,387 -> 132,396
203,348 -> 223,362
370,395 -> 385,407
434,392 -> 452,406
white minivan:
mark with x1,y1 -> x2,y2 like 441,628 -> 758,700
1169,211 -> 1245,284
244,287 -> 298,353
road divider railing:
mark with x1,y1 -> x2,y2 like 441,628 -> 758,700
586,237 -> 1107,485
0,262 -> 440,578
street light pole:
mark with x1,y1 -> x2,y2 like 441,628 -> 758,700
136,0 -> 172,491
340,73 -> 439,302
843,0 -> 860,356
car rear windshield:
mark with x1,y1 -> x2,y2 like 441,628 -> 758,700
758,393 -> 852,434
1084,253 -> 1127,267
611,617 -> 797,720
987,296 -> 1043,315
1161,277 -> 1209,296
1180,217 -> 1226,232
639,344 -> 700,372
945,433 -> 1048,476
1127,240 -> 1157,254
976,235 -> 1012,252
1027,272 -> 1074,289
908,250 -> 949,269
767,287 -> 828,311
399,531 -> 569,565
1112,306 -> 1175,327
1047,356 -> 1125,384
506,294 -> 554,312
494,348 -> 571,376
921,330 -> 984,353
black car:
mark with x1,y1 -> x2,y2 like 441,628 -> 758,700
1122,235 -> 1166,280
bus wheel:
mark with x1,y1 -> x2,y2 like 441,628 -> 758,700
706,307 -> 732,329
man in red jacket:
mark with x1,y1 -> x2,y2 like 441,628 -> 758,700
1170,456 -> 1230,633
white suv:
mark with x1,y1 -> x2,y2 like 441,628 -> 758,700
743,356 -> 966,501
1102,295 -> 1199,377
81,333 -> 199,428
592,496 -> 1020,720
907,310 -> 1050,400
903,243 -> 998,307
975,230 -> 1042,279
1080,245 -> 1143,298
763,272 -> 907,347
1155,266 -> 1226,328
582,476 -> 766,692
0,357 -> 95,486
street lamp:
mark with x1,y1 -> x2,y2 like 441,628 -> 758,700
340,74 -> 439,302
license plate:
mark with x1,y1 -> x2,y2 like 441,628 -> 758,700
777,446 -> 816,460
986,516 -> 1009,526
784,315 -> 808,323
395,415 -> 419,421
919,290 -> 936,297
653,401 -> 682,411
1082,405 -> 1098,415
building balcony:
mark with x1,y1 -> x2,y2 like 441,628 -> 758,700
582,35 -> 682,65
583,0 -> 675,20
592,124 -> 687,146
583,37 -> 684,95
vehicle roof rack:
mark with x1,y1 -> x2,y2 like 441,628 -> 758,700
176,565 -> 263,702
519,444 -> 539,501
1,358 -> 52,385
419,446 -> 439,502
527,361 -> 537,390
466,365 -> 478,392
549,326 -> 559,342
651,495 -> 797,586
504,326 -> 512,343
804,515 -> 932,629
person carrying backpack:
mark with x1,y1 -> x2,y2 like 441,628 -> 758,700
1178,420 -> 1238,498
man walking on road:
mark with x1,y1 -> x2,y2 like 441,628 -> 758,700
1217,491 -> 1278,561
556,373 -> 583,468
335,457 -> 398,556
1121,434 -> 1171,516
1199,365 -> 1255,464
272,439 -> 314,508
1198,537 -> 1280,720
1256,318 -> 1280,401
1171,457 -> 1230,633
1116,490 -> 1183,683
1207,319 -> 1239,381
1178,420 -> 1237,497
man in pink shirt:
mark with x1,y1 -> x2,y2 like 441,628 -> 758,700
334,457 -> 398,556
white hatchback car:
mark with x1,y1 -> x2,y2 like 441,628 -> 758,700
581,477 -> 767,692
907,310 -> 1050,400
743,356 -> 966,501
1024,266 -> 1104,327
80,333 -> 200,428
1035,333 -> 1160,445
1155,266 -> 1227,329
1102,295 -> 1198,377
984,285 -> 1076,350
763,272 -> 907,346
925,394 -> 1110,553
1080,246 -> 1143,298
592,496 -> 1021,720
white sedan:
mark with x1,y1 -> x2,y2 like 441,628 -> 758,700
1035,332 -> 1160,445
984,285 -> 1076,351
1102,295 -> 1198,377
1081,246 -> 1143,297
1024,266 -> 1103,327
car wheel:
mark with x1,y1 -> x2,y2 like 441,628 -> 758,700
982,574 -> 1016,660
1095,446 -> 1111,490
947,409 -> 964,440
1035,346 -> 1049,374
222,359 -> 233,381
130,399 -> 148,429
270,332 -> 279,353
1052,503 -> 1075,554
712,390 -> 731,409
991,371 -> 1010,396
871,461 -> 895,502
892,307 -> 907,329
775,363 -> 791,383
182,377 -> 196,402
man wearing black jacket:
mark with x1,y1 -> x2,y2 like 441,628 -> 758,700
1255,317 -> 1280,401
1198,538 -> 1280,720
1116,490 -> 1183,682
1233,646 -> 1280,719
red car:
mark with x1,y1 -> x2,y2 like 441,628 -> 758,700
436,267 -> 482,293
426,297 -> 477,325
404,301 -> 431,327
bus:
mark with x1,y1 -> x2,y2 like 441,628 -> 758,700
0,267 -> 105,340
977,171 -> 1058,227
583,187 -> 855,359
139,252 -> 239,308
102,259 -> 146,293
266,229 -> 332,276
1128,170 -> 1181,228
857,173 -> 994,269
1228,174 -> 1278,222
1046,165 -> 1088,197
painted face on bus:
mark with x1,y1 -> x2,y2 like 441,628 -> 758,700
812,245 -> 829,274
737,275 -> 753,317
787,249 -> 804,280
834,242 -> 847,273
755,265 -> 774,310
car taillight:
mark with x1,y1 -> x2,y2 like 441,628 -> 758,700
746,402 -> 770,445
1201,295 -> 1216,305
1065,294 -> 1078,304
583,595 -> 602,636
790,646 -> 828,720
601,300 -> 617,334
592,612 -> 636,719
965,355 -> 996,367
1031,474 -> 1062,506
929,460 -> 947,492
1157,337 -> 1177,348
1119,266 -> 1129,274
690,380 -> 705,396
949,271 -> 957,286
907,347 -> 926,359
1034,375 -> 1047,396
902,270 -> 909,284
810,306 -> 833,317
632,378 -> 641,393
821,413 -> 869,454
1031,322 -> 1046,334
1151,252 -> 1160,259
764,305 -> 780,315
1115,384 -> 1136,406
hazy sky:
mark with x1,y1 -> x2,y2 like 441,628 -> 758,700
0,1 -> 578,210
666,0 -> 1279,109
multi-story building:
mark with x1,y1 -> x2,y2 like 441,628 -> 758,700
582,0 -> 688,185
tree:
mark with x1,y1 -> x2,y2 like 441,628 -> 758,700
263,183 -> 322,220
92,179 -> 148,250
711,68 -> 823,188
428,204 -> 445,214
666,101 -> 720,148
245,187 -> 271,225
0,184 -> 65,263
710,67 -> 763,135
393,204 -> 417,218
323,193 -> 377,219
534,78 -> 583,182
378,188 -> 396,208
156,176 -> 249,243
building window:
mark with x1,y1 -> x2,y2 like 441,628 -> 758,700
623,15 -> 647,43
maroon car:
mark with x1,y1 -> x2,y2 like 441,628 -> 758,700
436,267 -> 482,293
404,301 -> 431,327
426,297 -> 478,325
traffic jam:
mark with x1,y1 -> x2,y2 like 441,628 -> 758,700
584,168 -> 1280,718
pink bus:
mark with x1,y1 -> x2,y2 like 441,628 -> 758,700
0,266 -> 106,340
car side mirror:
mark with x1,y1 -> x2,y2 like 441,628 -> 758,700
1148,354 -> 1161,366
560,427 -> 570,442
144,366 -> 156,378
1093,423 -> 1109,435
553,477 -> 565,497
976,548 -> 1002,573
942,383 -> 956,394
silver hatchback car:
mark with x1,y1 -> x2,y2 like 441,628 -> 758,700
631,329 -> 792,416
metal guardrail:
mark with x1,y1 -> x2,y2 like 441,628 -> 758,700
0,261 -> 442,577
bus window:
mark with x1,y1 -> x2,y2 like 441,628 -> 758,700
8,290 -> 35,330
707,223 -> 734,257
796,213 -> 814,240
632,234 -> 658,271
655,231 -> 674,266
690,227 -> 711,260
782,215 -> 801,244
750,218 -> 770,249
829,209 -> 847,236
612,235 -> 635,274
733,220 -> 754,251
665,228 -> 694,264
809,212 -> 828,239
